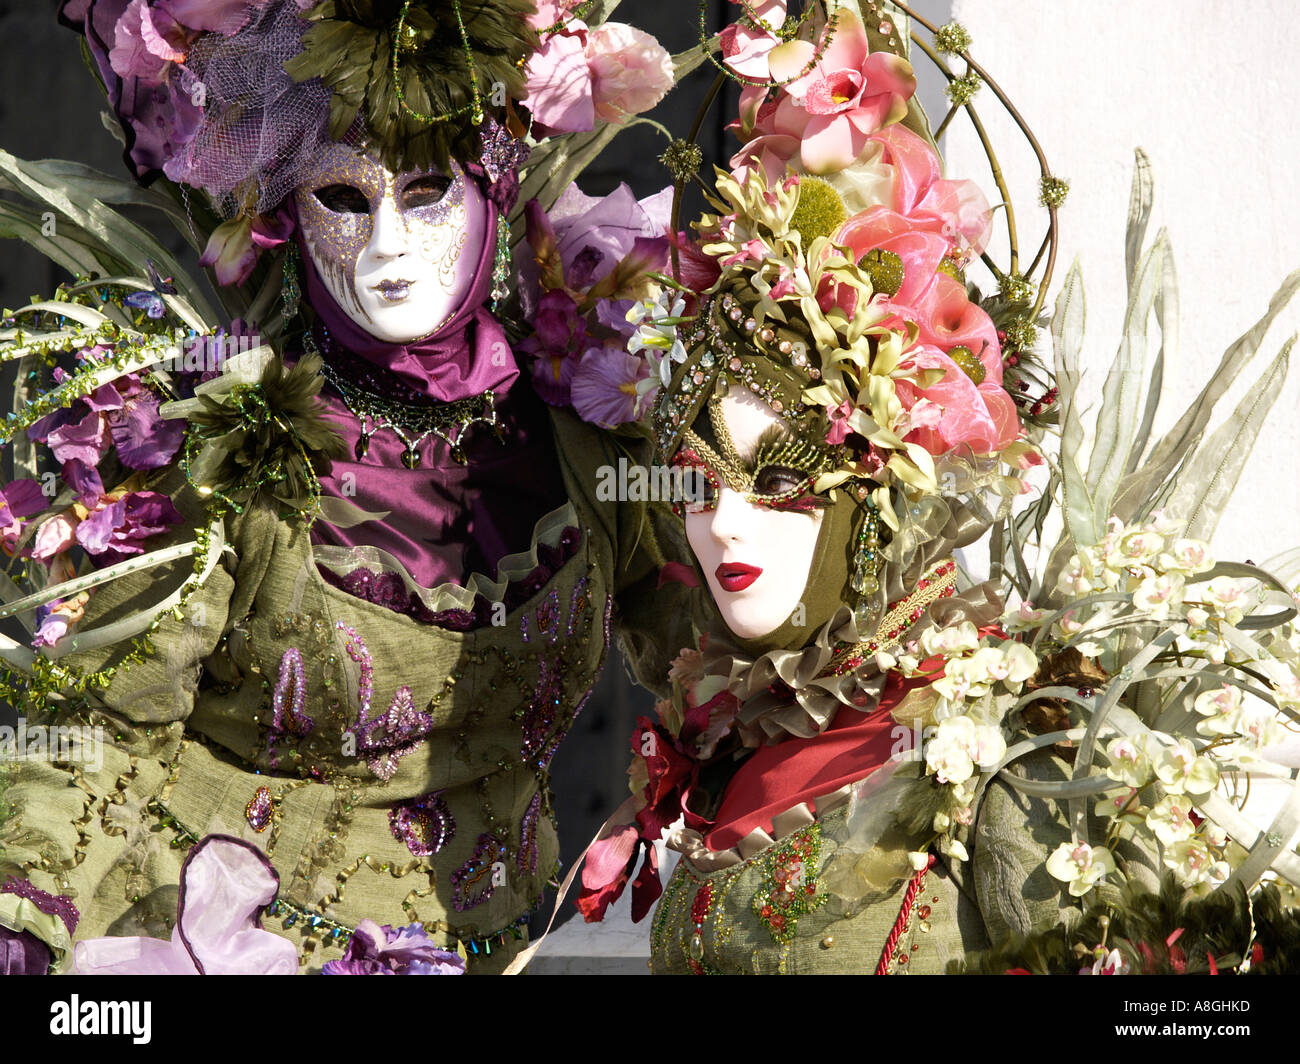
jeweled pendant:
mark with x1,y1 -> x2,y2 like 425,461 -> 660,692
401,443 -> 421,469
354,430 -> 372,461
853,599 -> 881,631
688,932 -> 704,962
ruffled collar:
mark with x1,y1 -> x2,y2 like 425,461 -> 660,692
702,557 -> 987,746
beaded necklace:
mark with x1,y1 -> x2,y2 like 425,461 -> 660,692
307,331 -> 503,467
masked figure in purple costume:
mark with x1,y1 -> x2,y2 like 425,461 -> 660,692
0,0 -> 687,975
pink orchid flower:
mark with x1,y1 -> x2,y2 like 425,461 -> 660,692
784,11 -> 917,174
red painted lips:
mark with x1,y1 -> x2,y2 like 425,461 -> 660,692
715,562 -> 762,592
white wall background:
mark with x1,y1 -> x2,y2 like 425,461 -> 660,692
944,0 -> 1300,567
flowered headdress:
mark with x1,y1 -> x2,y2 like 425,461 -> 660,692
59,0 -> 544,286
644,3 -> 1049,639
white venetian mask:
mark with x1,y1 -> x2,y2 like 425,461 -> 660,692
294,144 -> 489,343
681,387 -> 826,640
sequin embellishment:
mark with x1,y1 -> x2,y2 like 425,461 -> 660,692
389,792 -> 456,857
245,786 -> 274,833
451,833 -> 507,911
752,823 -> 827,946
517,793 -> 542,875
337,622 -> 433,781
268,648 -> 314,770
359,685 -> 434,781
520,658 -> 563,769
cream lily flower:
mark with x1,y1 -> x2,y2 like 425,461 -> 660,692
1145,795 -> 1197,845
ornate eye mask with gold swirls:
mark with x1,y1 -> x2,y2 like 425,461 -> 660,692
672,396 -> 835,514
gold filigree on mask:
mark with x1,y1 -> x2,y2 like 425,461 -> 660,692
675,396 -> 833,512
294,146 -> 469,320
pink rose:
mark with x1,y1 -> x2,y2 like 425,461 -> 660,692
523,24 -> 594,135
31,513 -> 80,562
587,23 -> 675,124
523,15 -> 673,135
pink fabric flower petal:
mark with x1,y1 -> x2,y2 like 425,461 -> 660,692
31,514 -> 79,562
46,407 -> 109,466
74,835 -> 297,975
800,113 -> 870,175
785,7 -> 869,98
767,38 -> 816,83
915,274 -> 1003,383
587,23 -> 674,124
523,32 -> 595,135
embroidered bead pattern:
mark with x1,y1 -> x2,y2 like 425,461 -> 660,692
451,832 -> 507,911
268,647 -> 314,772
752,823 -> 828,947
820,558 -> 960,677
245,785 -> 274,833
520,658 -> 563,770
0,876 -> 80,934
517,792 -> 542,876
686,882 -> 714,974
654,293 -> 816,458
388,791 -> 456,858
336,621 -> 434,781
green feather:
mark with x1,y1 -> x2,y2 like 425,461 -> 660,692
286,0 -> 538,173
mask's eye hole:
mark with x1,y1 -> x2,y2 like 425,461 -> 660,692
753,465 -> 809,497
673,451 -> 719,513
680,470 -> 718,512
402,175 -> 454,210
314,184 -> 371,214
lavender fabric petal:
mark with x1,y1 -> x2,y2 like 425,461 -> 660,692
570,346 -> 649,428
26,404 -> 75,445
1,479 -> 48,520
81,381 -> 125,413
63,458 -> 105,508
75,835 -> 298,975
0,926 -> 51,975
46,407 -> 109,466
76,498 -> 126,556
321,919 -> 464,975
108,393 -> 186,469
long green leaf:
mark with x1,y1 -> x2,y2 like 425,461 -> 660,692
0,150 -> 217,325
1167,339 -> 1293,542
1110,266 -> 1300,522
1050,260 -> 1095,550
1124,234 -> 1178,478
0,202 -> 111,279
1124,148 -> 1154,292
31,159 -> 200,252
1086,231 -> 1165,517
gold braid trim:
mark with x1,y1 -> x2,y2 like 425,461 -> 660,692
819,559 -> 959,678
